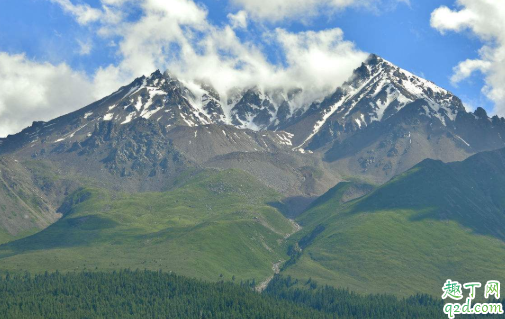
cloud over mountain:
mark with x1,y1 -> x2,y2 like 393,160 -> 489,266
431,0 -> 505,115
0,53 -> 95,137
0,0 -> 367,137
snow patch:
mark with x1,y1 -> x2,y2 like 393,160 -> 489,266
121,112 -> 136,124
141,107 -> 162,119
277,132 -> 293,146
135,96 -> 143,111
455,134 -> 471,147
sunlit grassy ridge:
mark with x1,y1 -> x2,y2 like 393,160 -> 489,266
0,169 -> 295,283
284,153 -> 505,296
0,230 -> 14,246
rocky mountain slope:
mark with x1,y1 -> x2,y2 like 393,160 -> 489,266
0,158 -> 78,243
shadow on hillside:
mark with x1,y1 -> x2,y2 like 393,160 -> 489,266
0,215 -> 118,256
268,196 -> 317,219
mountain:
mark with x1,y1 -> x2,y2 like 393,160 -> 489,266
230,86 -> 303,130
283,54 -> 466,146
1,53 -> 505,297
283,147 -> 505,296
0,69 -> 338,197
2,54 -> 504,188
4,147 -> 505,298
280,54 -> 505,182
0,70 -> 301,156
2,53 -> 505,241
0,67 -> 341,241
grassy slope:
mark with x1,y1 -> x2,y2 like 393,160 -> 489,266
0,231 -> 14,246
0,159 -> 62,244
0,169 -> 295,283
0,229 -> 39,246
283,152 -> 505,296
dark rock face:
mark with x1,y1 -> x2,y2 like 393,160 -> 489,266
54,119 -> 190,179
202,93 -> 226,124
229,87 -> 301,130
276,101 -> 291,123
230,89 -> 275,128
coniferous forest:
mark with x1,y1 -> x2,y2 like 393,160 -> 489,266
0,270 -> 325,319
2,270 -> 501,318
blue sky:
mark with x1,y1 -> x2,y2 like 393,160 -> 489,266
0,0 -> 503,136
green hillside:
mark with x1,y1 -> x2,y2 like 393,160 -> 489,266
0,169 -> 296,284
0,159 -> 68,244
283,149 -> 505,296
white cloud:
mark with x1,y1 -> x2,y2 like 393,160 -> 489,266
77,39 -> 93,55
91,0 -> 209,85
463,101 -> 475,113
230,0 -> 353,22
450,58 -> 491,84
228,10 -> 248,29
431,0 -> 505,115
229,0 -> 408,22
0,53 -> 96,137
49,0 -> 102,25
274,28 -> 367,100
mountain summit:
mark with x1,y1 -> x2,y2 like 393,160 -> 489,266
282,54 -> 466,147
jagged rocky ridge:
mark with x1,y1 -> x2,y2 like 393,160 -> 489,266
2,54 -> 504,154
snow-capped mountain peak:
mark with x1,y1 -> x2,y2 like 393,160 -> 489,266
346,54 -> 465,124
80,70 -> 218,130
290,54 -> 467,149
